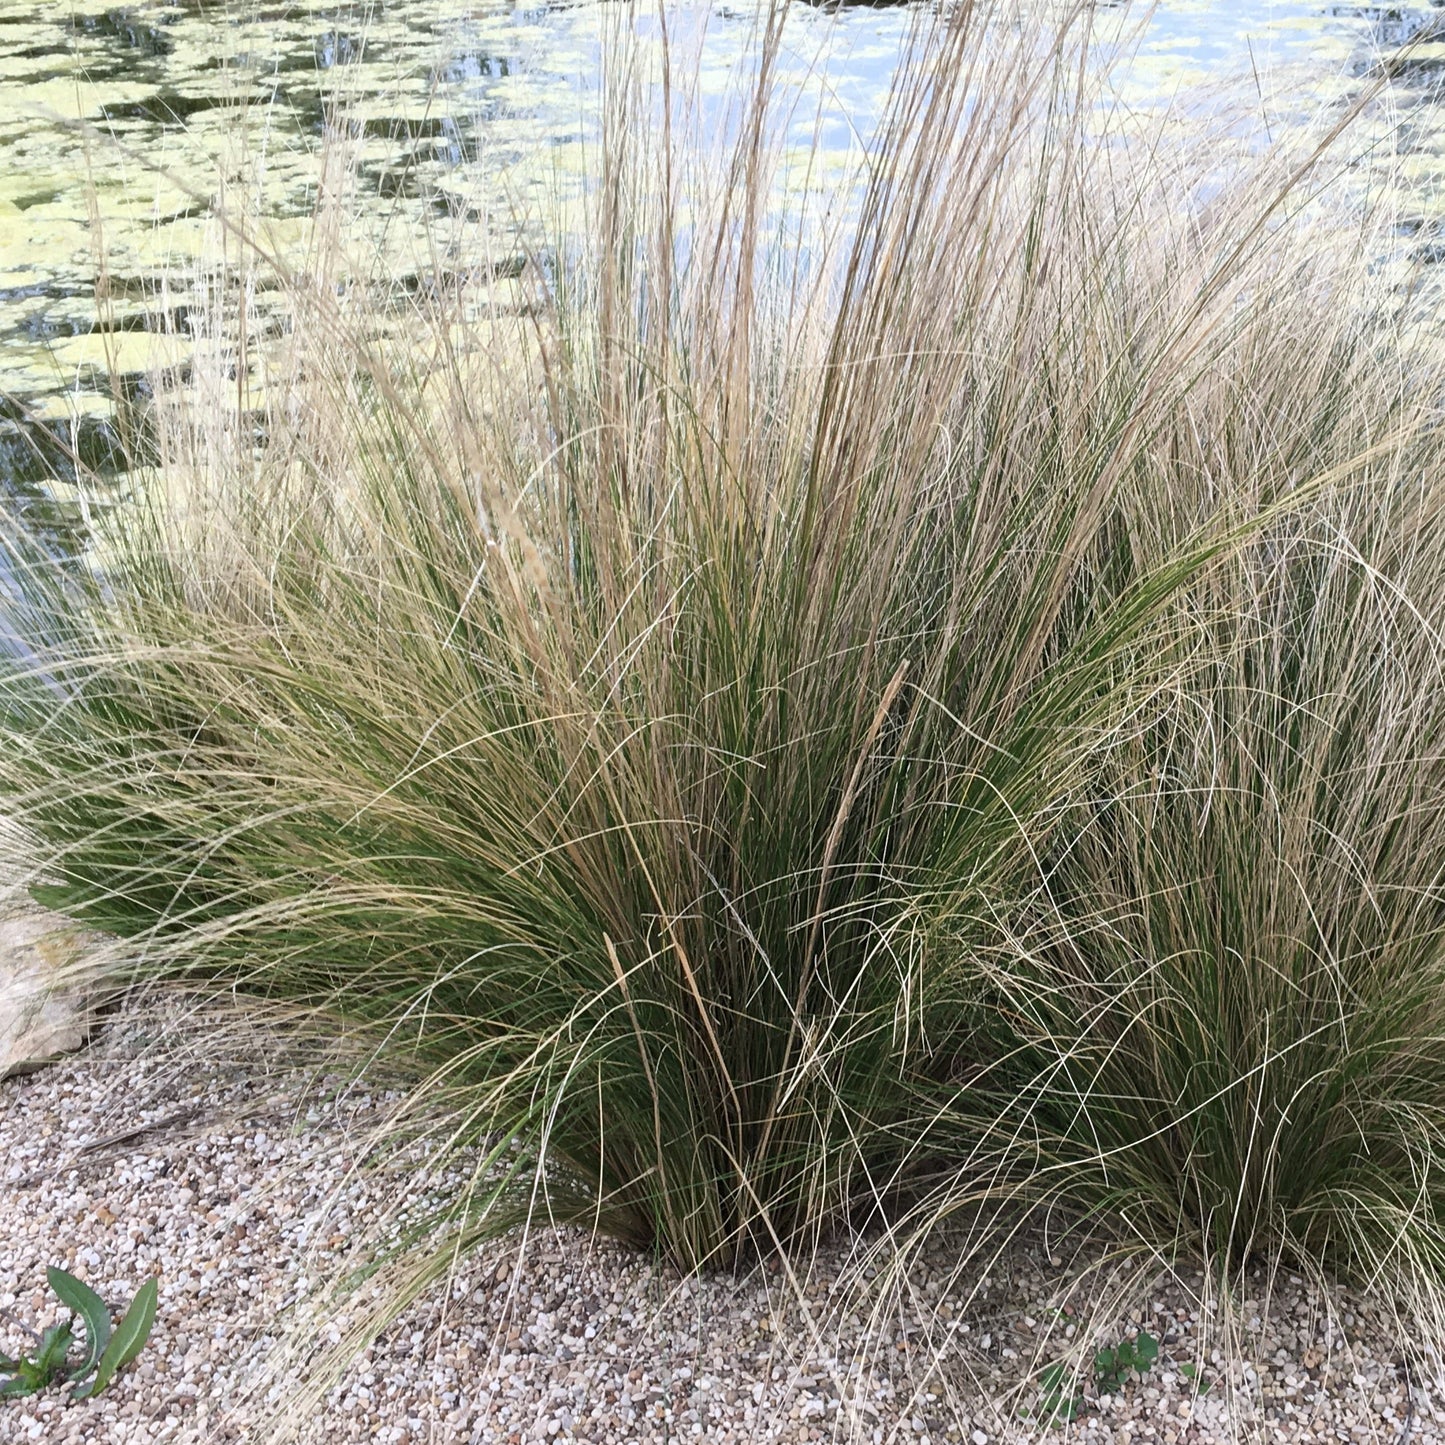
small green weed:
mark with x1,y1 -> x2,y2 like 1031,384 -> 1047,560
1092,1330 -> 1158,1393
1030,1360 -> 1084,1424
0,1268 -> 158,1401
0,1320 -> 74,1400
1178,1361 -> 1213,1395
1026,1330 -> 1159,1425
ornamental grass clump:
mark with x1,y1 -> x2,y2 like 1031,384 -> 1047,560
989,476 -> 1445,1330
3,0 -> 1445,1363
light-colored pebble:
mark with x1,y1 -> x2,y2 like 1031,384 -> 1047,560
0,997 -> 1441,1443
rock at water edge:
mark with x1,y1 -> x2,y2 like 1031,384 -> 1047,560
0,912 -> 98,1078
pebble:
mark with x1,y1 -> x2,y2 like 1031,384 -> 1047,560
1,997 -> 1442,1443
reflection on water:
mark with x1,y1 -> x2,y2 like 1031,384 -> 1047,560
1,0 -> 1443,509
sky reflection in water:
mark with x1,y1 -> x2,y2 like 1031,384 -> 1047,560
0,0 -> 1435,498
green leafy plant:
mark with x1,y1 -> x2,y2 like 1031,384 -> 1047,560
1029,1360 -> 1084,1424
0,1322 -> 74,1399
0,1269 -> 158,1401
1093,1330 -> 1158,1393
1027,1330 -> 1159,1424
1178,1362 -> 1212,1395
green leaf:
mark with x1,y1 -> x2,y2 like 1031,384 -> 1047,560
1034,1359 -> 1083,1425
47,1268 -> 111,1382
1134,1331 -> 1159,1369
33,1321 -> 73,1376
76,1278 -> 157,1399
1038,1361 -> 1069,1391
0,1322 -> 76,1398
1048,1394 -> 1081,1423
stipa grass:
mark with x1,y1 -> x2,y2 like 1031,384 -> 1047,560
992,481 -> 1445,1333
3,0 -> 1445,1396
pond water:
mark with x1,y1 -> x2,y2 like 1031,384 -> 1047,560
2,0 -> 1444,508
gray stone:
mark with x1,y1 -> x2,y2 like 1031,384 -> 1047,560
0,909 -> 100,1077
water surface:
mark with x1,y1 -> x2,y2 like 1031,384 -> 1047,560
2,0 -> 1442,497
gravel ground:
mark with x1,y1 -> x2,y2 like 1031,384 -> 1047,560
1,998 -> 1442,1445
